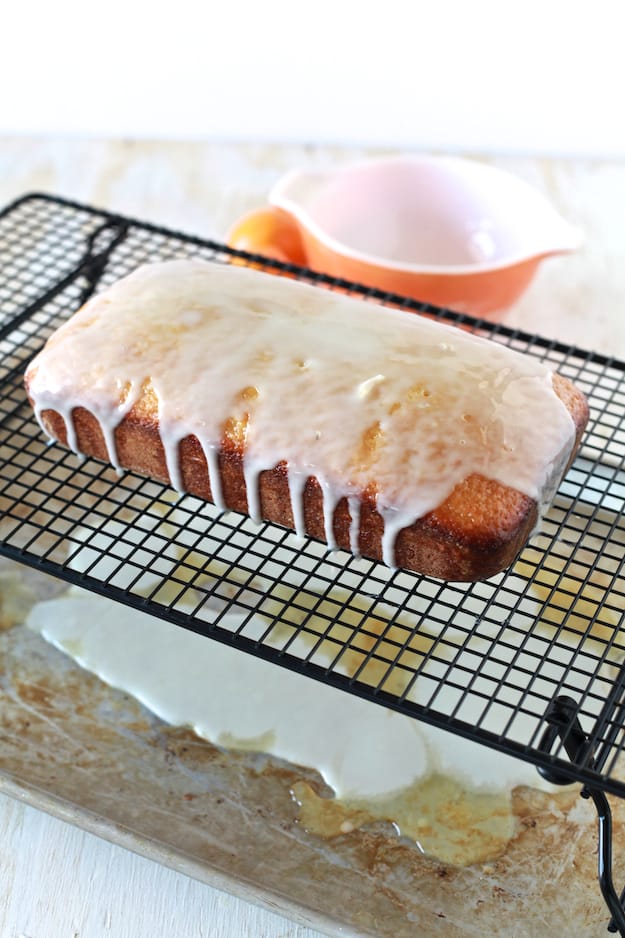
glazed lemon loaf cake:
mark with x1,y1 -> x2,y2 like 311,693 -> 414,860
25,260 -> 588,580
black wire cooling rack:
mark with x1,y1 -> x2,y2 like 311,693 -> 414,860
2,192 -> 625,805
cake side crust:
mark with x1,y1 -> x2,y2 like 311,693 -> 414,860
28,369 -> 588,581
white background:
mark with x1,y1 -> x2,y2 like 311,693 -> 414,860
2,0 -> 625,155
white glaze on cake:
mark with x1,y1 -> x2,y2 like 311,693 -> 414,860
26,259 -> 576,566
202,442 -> 225,513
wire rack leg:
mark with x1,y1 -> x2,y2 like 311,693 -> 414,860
581,786 -> 625,935
537,694 -> 625,934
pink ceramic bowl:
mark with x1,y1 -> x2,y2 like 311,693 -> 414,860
227,156 -> 582,319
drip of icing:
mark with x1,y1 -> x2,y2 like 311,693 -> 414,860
63,407 -> 80,454
101,383 -> 142,473
35,383 -> 138,473
287,469 -> 308,538
347,495 -> 361,557
33,403 -> 52,442
379,505 -> 407,568
243,457 -> 263,523
35,401 -> 80,455
161,425 -> 186,493
100,418 -> 124,474
26,259 -> 578,566
203,443 -> 225,513
318,476 -> 338,551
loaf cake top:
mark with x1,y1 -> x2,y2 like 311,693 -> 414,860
27,259 -> 577,564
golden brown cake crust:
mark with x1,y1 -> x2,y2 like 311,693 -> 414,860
28,369 -> 588,582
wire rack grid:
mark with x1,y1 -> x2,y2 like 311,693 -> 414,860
1,192 -> 625,798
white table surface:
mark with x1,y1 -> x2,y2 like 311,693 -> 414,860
1,135 -> 624,938
0,792 -> 323,938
